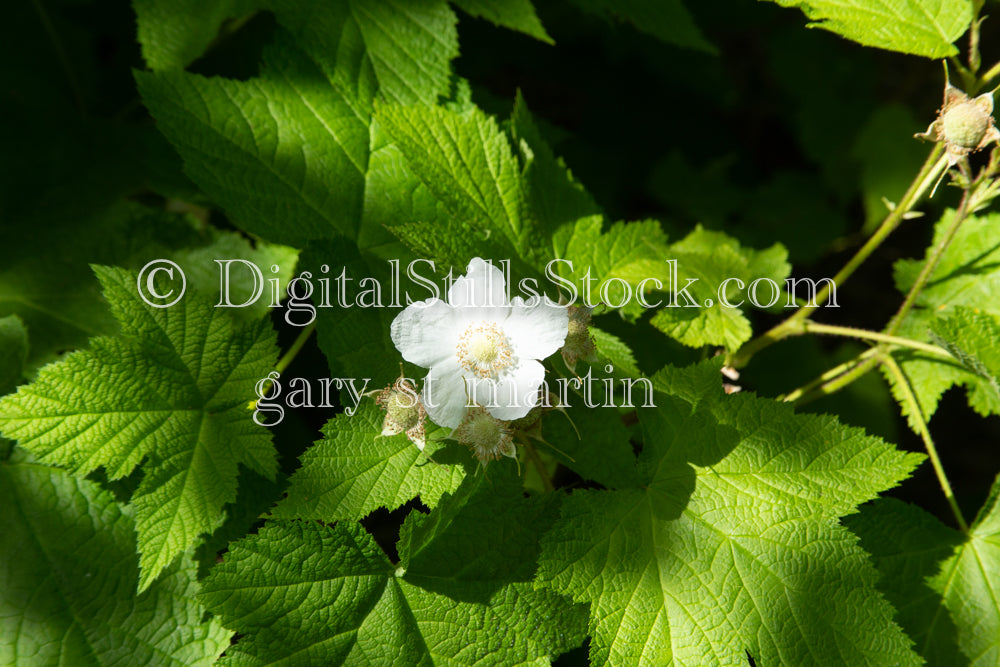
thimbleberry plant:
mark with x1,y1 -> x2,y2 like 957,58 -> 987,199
2,0 -> 1000,665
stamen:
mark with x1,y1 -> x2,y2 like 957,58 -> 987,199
456,321 -> 515,378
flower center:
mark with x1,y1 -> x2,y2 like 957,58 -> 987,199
456,321 -> 514,378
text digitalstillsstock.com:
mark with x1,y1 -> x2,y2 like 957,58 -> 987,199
136,257 -> 839,326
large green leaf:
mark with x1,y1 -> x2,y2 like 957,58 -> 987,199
762,0 -> 972,58
848,481 -> 1000,666
537,360 -> 923,666
201,470 -> 587,665
137,0 -> 458,248
0,267 -> 279,590
0,449 -> 231,665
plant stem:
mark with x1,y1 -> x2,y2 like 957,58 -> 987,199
729,146 -> 947,369
879,352 -> 969,532
780,348 -> 879,403
970,0 -> 986,74
800,321 -> 952,357
787,352 -> 881,406
979,60 -> 1000,91
884,195 -> 970,337
276,321 -> 317,374
523,441 -> 554,493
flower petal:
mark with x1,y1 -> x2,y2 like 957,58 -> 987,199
422,359 -> 470,428
390,298 -> 459,369
448,258 -> 508,308
505,296 -> 569,360
486,359 -> 545,421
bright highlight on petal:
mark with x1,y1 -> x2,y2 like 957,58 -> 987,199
389,258 -> 569,428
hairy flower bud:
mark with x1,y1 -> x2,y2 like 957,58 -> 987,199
370,373 -> 426,450
561,305 -> 597,372
451,405 -> 516,466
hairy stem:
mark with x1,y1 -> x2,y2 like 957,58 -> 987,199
879,352 -> 969,532
800,321 -> 953,357
884,194 -> 971,337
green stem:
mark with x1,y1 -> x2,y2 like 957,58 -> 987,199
885,194 -> 970,337
780,348 -> 878,403
789,353 -> 881,407
879,352 -> 969,532
729,146 -> 947,369
800,321 -> 952,357
275,321 -> 317,374
970,0 -> 986,74
32,0 -> 86,114
980,60 -> 1000,91
252,322 -> 317,407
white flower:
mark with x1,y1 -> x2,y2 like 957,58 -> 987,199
390,258 -> 569,428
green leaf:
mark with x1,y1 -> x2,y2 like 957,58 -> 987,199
590,326 -> 643,379
138,0 -> 458,247
134,0 -> 260,70
0,202 -> 198,370
0,266 -> 279,591
450,0 -> 553,43
537,360 -> 924,666
509,93 -> 601,239
930,306 -> 1000,407
537,398 -> 640,490
761,0 -> 972,58
273,400 -> 466,521
887,211 -> 1000,428
847,484 -> 1000,665
551,216 -> 672,318
0,315 -> 28,396
0,450 -> 231,665
651,226 -> 791,350
201,471 -> 587,665
378,102 -> 534,260
565,0 -> 716,53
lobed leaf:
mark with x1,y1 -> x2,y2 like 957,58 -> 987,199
537,360 -> 924,666
848,479 -> 1000,665
201,469 -> 587,665
0,267 -> 279,590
